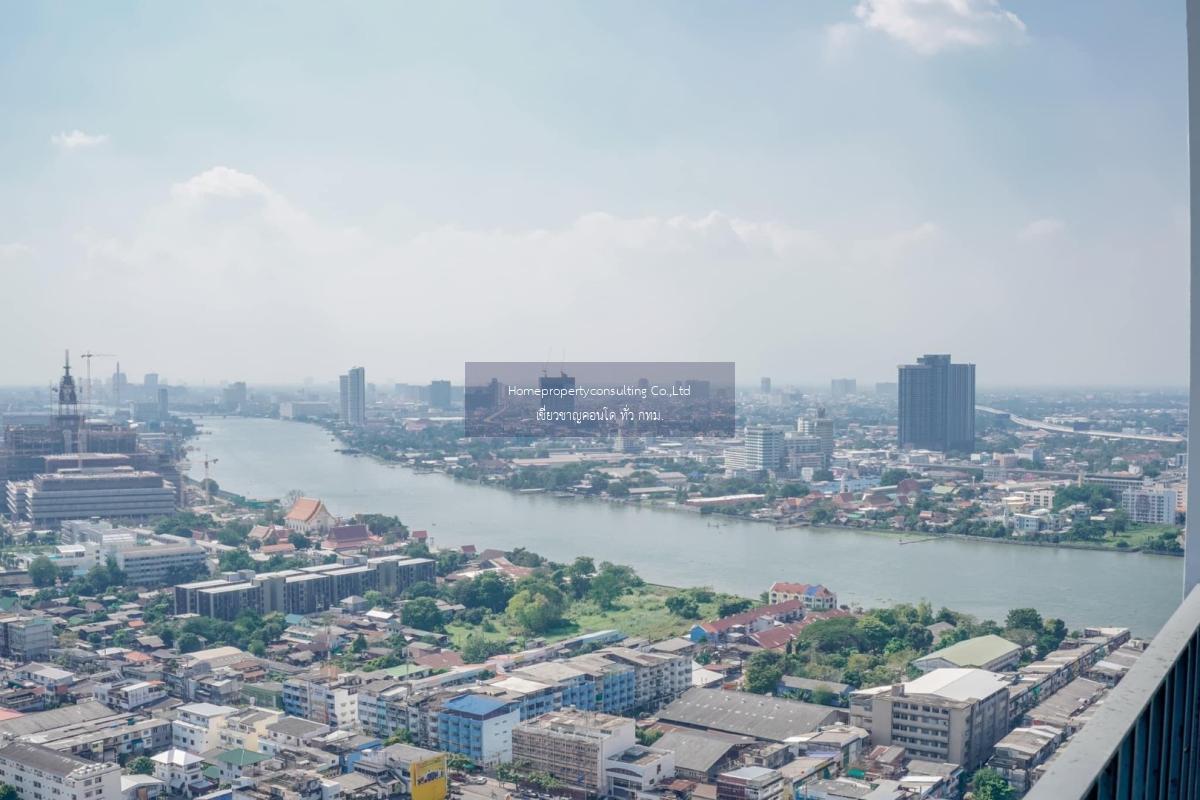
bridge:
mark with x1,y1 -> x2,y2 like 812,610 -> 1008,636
976,406 -> 1186,444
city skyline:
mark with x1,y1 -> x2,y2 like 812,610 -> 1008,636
0,1 -> 1188,386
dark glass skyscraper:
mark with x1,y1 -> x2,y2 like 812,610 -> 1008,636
897,354 -> 975,452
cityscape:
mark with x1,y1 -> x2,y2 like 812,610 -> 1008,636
2,3 -> 1197,800
0,350 -> 1188,800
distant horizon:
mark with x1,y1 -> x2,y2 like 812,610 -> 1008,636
0,2 -> 1188,387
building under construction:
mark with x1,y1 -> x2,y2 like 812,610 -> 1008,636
0,354 -> 138,484
1,354 -> 183,513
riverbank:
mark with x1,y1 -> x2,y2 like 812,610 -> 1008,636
181,415 -> 1183,634
186,413 -> 1183,561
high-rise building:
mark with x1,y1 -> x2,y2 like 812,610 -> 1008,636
760,377 -> 771,395
221,381 -> 247,413
348,367 -> 364,424
111,365 -> 128,404
537,373 -> 574,415
830,378 -> 856,398
797,408 -> 834,467
339,375 -> 350,421
429,379 -> 452,410
897,354 -> 976,453
744,426 -> 784,471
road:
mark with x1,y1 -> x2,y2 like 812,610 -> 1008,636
976,406 -> 1185,444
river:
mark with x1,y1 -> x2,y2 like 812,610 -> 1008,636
186,416 -> 1183,635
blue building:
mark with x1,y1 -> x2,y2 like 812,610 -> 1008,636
435,694 -> 519,766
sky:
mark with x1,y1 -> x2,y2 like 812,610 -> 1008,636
0,0 -> 1189,388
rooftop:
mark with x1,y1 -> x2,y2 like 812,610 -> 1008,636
900,668 -> 1011,702
915,634 -> 1021,668
658,688 -> 840,743
0,741 -> 98,776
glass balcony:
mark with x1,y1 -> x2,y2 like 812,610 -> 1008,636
1026,586 -> 1200,800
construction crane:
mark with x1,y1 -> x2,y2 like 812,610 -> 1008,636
78,351 -> 116,454
200,452 -> 219,505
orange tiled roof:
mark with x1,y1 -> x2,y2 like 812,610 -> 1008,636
286,497 -> 325,522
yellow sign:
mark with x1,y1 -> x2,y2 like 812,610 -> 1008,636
411,755 -> 448,800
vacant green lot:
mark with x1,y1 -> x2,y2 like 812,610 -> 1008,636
444,584 -> 740,649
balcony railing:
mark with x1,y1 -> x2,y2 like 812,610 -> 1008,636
1026,587 -> 1200,800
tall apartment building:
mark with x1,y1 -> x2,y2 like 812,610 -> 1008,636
429,380 -> 452,411
221,382 -> 248,412
0,742 -> 121,800
1121,485 -> 1179,524
175,557 -> 435,620
346,367 -> 367,427
830,378 -> 856,398
744,426 -> 784,472
849,668 -> 1010,770
898,353 -> 976,453
796,409 -> 834,467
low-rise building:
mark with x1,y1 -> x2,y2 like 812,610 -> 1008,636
911,634 -> 1021,674
0,741 -> 121,800
716,766 -> 785,800
435,694 -> 518,766
766,583 -> 838,611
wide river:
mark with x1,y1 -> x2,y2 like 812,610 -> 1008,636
187,416 -> 1183,635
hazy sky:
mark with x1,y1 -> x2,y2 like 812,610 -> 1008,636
0,1 -> 1188,387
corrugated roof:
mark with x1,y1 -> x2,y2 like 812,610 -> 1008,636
915,634 -> 1020,668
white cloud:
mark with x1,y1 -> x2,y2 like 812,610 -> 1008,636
1017,217 -> 1065,242
844,0 -> 1027,55
36,165 -> 1181,386
0,242 -> 34,260
50,130 -> 109,150
171,166 -> 274,200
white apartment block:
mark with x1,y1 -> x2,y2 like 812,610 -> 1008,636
1120,486 -> 1179,525
0,741 -> 121,800
171,703 -> 237,753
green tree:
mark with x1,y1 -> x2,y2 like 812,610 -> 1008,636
401,597 -> 444,631
969,768 -> 1014,800
507,581 -> 566,634
636,728 -> 663,746
351,633 -> 368,653
717,598 -> 753,617
588,563 -> 640,610
880,468 -> 911,486
461,634 -> 507,664
744,650 -> 785,694
665,594 -> 700,619
0,785 -> 19,800
460,571 -> 514,612
1006,608 -> 1043,632
127,757 -> 155,775
446,753 -> 475,772
218,549 -> 256,573
28,555 -> 58,588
